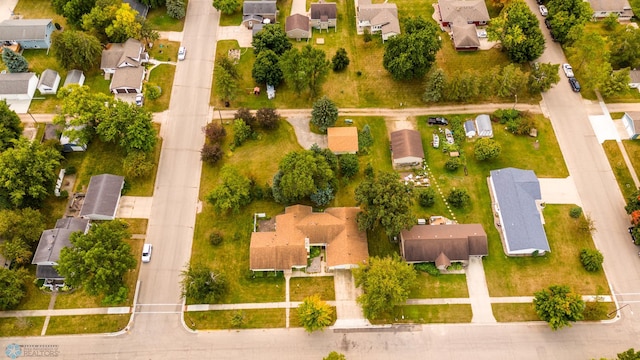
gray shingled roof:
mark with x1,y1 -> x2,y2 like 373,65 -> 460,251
123,0 -> 150,18
63,69 -> 84,87
36,265 -> 64,280
438,0 -> 490,24
37,69 -> 58,88
243,0 -> 277,16
0,19 -> 52,41
100,39 -> 144,70
32,218 -> 90,265
0,72 -> 36,95
110,66 -> 144,90
310,3 -> 337,20
490,168 -> 550,253
79,174 -> 124,219
452,23 -> 480,48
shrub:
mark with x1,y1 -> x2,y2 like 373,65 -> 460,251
363,28 -> 372,42
123,151 -> 154,178
445,157 -> 461,171
569,206 -> 583,219
331,48 -> 350,72
65,166 -> 76,175
339,154 -> 359,178
447,188 -> 470,208
166,0 -> 186,19
204,122 -> 227,143
144,83 -> 162,100
234,108 -> 257,130
506,115 -> 535,135
230,311 -> 245,328
418,187 -> 436,208
209,231 -> 223,246
474,138 -> 501,161
493,108 -> 520,124
233,119 -> 252,146
59,190 -> 69,199
414,262 -> 440,277
580,248 -> 604,272
256,108 -> 280,130
201,143 -> 223,164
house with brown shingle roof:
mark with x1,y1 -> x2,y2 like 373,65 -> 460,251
100,38 -> 148,94
286,14 -> 311,41
390,129 -> 424,168
357,0 -> 400,42
400,223 -> 488,270
589,0 -> 634,20
451,23 -> 480,51
438,0 -> 490,26
250,205 -> 369,271
310,2 -> 337,32
327,127 -> 358,154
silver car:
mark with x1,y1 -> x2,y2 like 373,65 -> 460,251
178,46 -> 186,61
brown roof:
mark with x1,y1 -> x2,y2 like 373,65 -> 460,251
250,205 -> 369,270
400,224 -> 488,263
327,127 -> 358,153
286,14 -> 310,32
358,3 -> 400,35
438,0 -> 490,24
310,2 -> 337,20
101,38 -> 145,70
390,129 -> 424,161
452,23 -> 480,48
589,0 -> 632,12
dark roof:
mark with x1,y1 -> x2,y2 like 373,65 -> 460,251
79,174 -> 124,219
243,0 -> 277,16
0,19 -> 52,41
490,168 -> 550,254
452,23 -> 480,48
32,218 -> 90,265
123,0 -> 150,18
36,265 -> 64,280
100,39 -> 145,70
400,224 -> 488,262
391,129 -> 424,161
37,69 -> 58,88
438,0 -> 490,24
63,70 -> 84,87
286,14 -> 311,32
310,2 -> 337,20
0,72 -> 36,95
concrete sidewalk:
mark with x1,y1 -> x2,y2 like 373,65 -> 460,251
466,256 -> 496,323
0,307 -> 130,318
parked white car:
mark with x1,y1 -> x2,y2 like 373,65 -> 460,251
562,63 -> 574,78
539,5 -> 548,16
178,46 -> 186,61
142,243 -> 153,263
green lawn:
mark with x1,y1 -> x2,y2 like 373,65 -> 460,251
146,64 -> 176,112
289,277 -> 336,301
186,309 -> 286,330
409,273 -> 468,298
0,317 -> 45,337
148,40 -> 181,62
147,7 -> 185,31
219,9 -> 243,26
370,304 -> 472,324
45,314 -> 129,335
602,140 -> 637,200
492,303 -> 538,322
15,267 -> 52,310
623,140 -> 640,190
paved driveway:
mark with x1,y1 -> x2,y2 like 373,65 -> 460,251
538,177 -> 582,205
217,26 -> 253,47
117,196 -> 153,219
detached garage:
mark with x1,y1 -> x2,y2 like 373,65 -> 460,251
390,129 -> 424,168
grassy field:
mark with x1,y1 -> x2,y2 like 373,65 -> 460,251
492,303 -> 539,322
623,140 -> 640,190
370,304 -> 472,324
147,7 -> 185,31
45,314 -> 129,335
289,277 -> 336,301
146,64 -> 176,112
186,309 -> 286,329
409,273 -> 468,298
602,140 -> 637,200
0,317 -> 45,337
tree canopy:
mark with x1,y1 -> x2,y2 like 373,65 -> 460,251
206,166 -> 252,213
487,0 -> 545,63
1,48 -> 28,73
297,295 -> 334,332
567,32 -> 611,92
272,149 -> 336,204
95,101 -> 157,154
54,85 -> 113,147
53,0 -> 97,25
280,45 -> 330,97
533,284 -> 584,330
180,263 -> 227,303
528,62 -> 560,93
474,138 -> 502,160
212,0 -> 240,14
0,268 -> 27,310
311,96 -> 338,133
51,30 -> 102,71
609,27 -> 640,70
252,49 -> 283,86
383,17 -> 441,81
0,100 -> 22,151
252,25 -> 292,56
547,0 -> 592,44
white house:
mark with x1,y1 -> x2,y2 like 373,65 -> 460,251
0,72 -> 38,100
100,38 -> 148,94
37,69 -> 60,95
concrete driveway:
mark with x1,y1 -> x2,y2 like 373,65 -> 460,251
6,98 -> 32,114
117,196 -> 153,219
217,26 -> 253,47
285,115 -> 327,149
538,177 -> 582,205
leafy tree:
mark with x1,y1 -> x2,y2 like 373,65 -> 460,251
533,284 -> 584,330
324,352 -> 346,360
167,0 -> 186,19
358,124 -> 374,153
54,85 -> 113,146
144,83 -> 162,100
180,263 -> 227,303
601,68 -> 631,97
0,138 -> 62,208
609,27 -> 640,70
0,100 -> 22,151
201,143 -> 224,164
1,48 -> 28,73
234,108 -> 257,130
216,57 -> 240,80
363,28 -> 372,42
206,166 -> 252,213
579,248 -> 604,272
310,186 -> 334,207
271,149 -> 336,204
204,122 -> 227,143
212,0 -> 240,14
96,101 -> 157,154
0,268 -> 27,310
474,138 -> 502,161
0,208 -> 46,245
339,154 -> 359,178
232,119 -> 252,147
331,48 -> 350,71
447,188 -> 470,208
617,348 -> 640,360
567,33 -> 611,91
81,0 -> 121,42
353,255 -> 417,319
297,295 -> 334,332
123,151 -> 154,178
311,96 -> 338,132
418,187 -> 436,208
445,157 -> 461,171
56,220 -> 136,300
355,170 -> 415,236
215,66 -> 239,104
252,25 -> 292,56
624,190 -> 640,214
139,18 -> 160,47
529,62 -> 560,94
1,238 -> 32,265
53,0 -> 96,25
497,64 -> 526,97
383,17 -> 441,80
444,70 -> 479,101
487,0 -> 545,63
256,108 -> 280,130
280,45 -> 330,97
104,3 -> 143,43
252,49 -> 283,86
423,68 -> 446,102
547,0 -> 592,44
51,31 -> 102,71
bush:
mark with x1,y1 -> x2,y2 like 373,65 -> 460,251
65,166 -> 76,175
256,108 -> 280,130
144,83 -> 162,100
201,143 -> 223,164
339,154 -> 359,178
445,157 -> 461,171
234,108 -> 257,130
331,48 -> 350,72
569,206 -> 583,219
233,119 -> 253,147
414,262 -> 440,277
166,0 -> 186,19
123,151 -> 154,178
363,28 -> 372,42
204,122 -> 227,143
418,187 -> 436,208
230,311 -> 245,328
59,190 -> 69,199
447,188 -> 470,208
580,248 -> 604,272
493,108 -> 520,124
309,246 -> 321,259
506,115 -> 535,135
474,138 -> 501,161
209,231 -> 223,246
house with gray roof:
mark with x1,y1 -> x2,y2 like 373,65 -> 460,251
438,0 -> 489,26
452,23 -> 480,51
286,14 -> 311,40
489,168 -> 550,256
357,0 -> 400,42
0,19 -> 54,49
242,0 -> 278,29
80,174 -> 125,220
32,218 -> 90,286
0,72 -> 38,101
37,69 -> 60,95
63,69 -> 85,88
100,38 -> 148,94
310,2 -> 337,32
589,0 -> 634,20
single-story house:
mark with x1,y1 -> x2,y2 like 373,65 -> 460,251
63,70 -> 85,88
242,0 -> 277,29
588,0 -> 634,20
100,38 -> 148,94
475,114 -> 493,137
400,223 -> 488,269
285,14 -> 312,41
32,217 -> 90,286
357,0 -> 400,42
451,23 -> 480,51
327,127 -> 358,154
464,120 -> 476,137
310,2 -> 337,32
250,205 -> 369,271
390,129 -> 424,168
0,19 -> 54,49
438,0 -> 490,27
37,69 -> 60,95
79,174 -> 125,220
123,0 -> 150,18
622,112 -> 640,139
60,125 -> 88,152
489,168 -> 550,256
0,72 -> 38,100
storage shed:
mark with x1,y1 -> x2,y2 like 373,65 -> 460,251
475,114 -> 493,137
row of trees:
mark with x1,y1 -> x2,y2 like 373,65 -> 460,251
53,0 -> 184,28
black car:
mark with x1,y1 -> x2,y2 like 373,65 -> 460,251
630,227 -> 638,245
569,77 -> 581,92
428,117 -> 448,125
544,18 -> 551,29
536,0 -> 543,4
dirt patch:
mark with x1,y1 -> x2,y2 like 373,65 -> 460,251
385,116 -> 417,135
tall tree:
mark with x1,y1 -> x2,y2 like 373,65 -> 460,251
609,27 -> 640,69
215,66 -> 239,104
1,48 -> 28,73
358,124 -> 374,153
271,149 -> 336,204
81,0 -> 121,43
601,68 -> 630,97
0,208 -> 46,245
353,255 -> 417,319
383,17 -> 441,80
0,100 -> 22,151
567,32 -> 611,91
206,166 -> 252,214
139,19 -> 160,47
331,48 -> 350,72
56,220 -> 136,301
487,0 -> 545,63
0,268 -> 27,310
105,3 -> 143,42
497,64 -> 527,97
96,101 -> 157,154
474,138 -> 502,160
355,170 -> 415,236
53,0 -> 97,25
528,62 -> 560,94
423,68 -> 446,102
54,85 -> 113,146
533,284 -> 584,330
212,0 -> 240,14
167,0 -> 186,19
0,138 -> 62,208
547,0 -> 592,44
617,348 -> 640,360
311,96 -> 338,133
252,25 -> 292,56
180,263 -> 227,303
280,45 -> 330,97
252,49 -> 283,86
51,31 -> 102,71
297,295 -> 334,332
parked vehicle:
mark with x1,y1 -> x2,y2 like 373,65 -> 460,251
428,117 -> 448,125
135,93 -> 144,107
142,243 -> 153,263
178,46 -> 186,61
630,227 -> 638,245
539,5 -> 548,16
562,63 -> 574,78
432,134 -> 440,149
569,77 -> 581,92
544,18 -> 551,29
445,128 -> 454,144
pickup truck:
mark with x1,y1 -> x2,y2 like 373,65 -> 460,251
428,117 -> 448,125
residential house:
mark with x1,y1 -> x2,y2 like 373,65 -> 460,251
123,0 -> 150,18
400,223 -> 488,270
0,19 -> 54,49
285,14 -> 312,40
32,218 -> 90,286
63,70 -> 85,88
475,114 -> 493,137
357,0 -> 400,42
0,72 -> 38,101
79,174 -> 125,220
310,2 -> 337,32
327,127 -> 358,154
390,129 -> 424,168
100,38 -> 148,94
36,69 -> 60,95
438,0 -> 490,27
451,23 -> 480,51
588,0 -> 634,20
242,0 -> 278,29
622,112 -> 640,139
60,125 -> 88,152
250,205 -> 369,271
464,119 -> 476,137
489,168 -> 551,256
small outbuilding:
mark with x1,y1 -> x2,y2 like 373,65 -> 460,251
327,126 -> 358,154
63,70 -> 85,88
464,120 -> 476,138
80,174 -> 125,220
475,114 -> 493,137
37,69 -> 60,95
390,129 -> 424,168
622,112 -> 640,139
285,14 -> 311,41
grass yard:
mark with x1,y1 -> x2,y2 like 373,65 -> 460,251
289,277 -> 336,301
370,304 -> 472,324
148,40 -> 181,62
45,314 -> 129,335
146,64 -> 176,112
409,273 -> 468,299
492,303 -> 538,322
186,309 -> 286,330
147,7 -> 185,31
622,140 -> 640,189
15,267 -> 52,310
602,140 -> 637,200
124,218 -> 149,235
219,9 -> 243,26
0,317 -> 45,337
83,70 -> 112,95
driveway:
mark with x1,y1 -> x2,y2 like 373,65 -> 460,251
332,269 -> 370,328
285,115 -> 327,149
0,0 -> 18,22
217,26 -> 253,47
117,196 -> 153,219
465,256 -> 496,323
538,177 -> 582,205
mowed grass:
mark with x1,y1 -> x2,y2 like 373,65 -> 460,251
146,64 -> 176,112
148,40 -> 181,62
623,140 -> 640,190
492,303 -> 539,322
147,7 -> 185,31
409,273 -> 468,298
602,140 -> 637,200
186,309 -> 286,330
14,0 -> 67,28
289,277 -> 336,301
45,314 -> 129,335
15,267 -> 52,310
0,317 -> 45,337
370,304 -> 472,324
